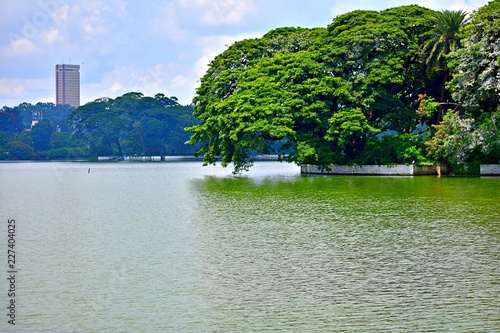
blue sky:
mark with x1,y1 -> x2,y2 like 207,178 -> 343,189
0,0 -> 490,107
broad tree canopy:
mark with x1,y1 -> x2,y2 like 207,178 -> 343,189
68,93 -> 197,156
187,5 -> 437,173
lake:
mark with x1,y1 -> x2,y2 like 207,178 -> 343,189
0,161 -> 498,332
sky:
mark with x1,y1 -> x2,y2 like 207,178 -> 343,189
0,0 -> 491,107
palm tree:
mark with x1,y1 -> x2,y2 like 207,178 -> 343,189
422,10 -> 468,122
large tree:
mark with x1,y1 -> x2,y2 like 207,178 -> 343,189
320,5 -> 435,149
448,0 -> 500,117
187,6 -> 436,172
0,106 -> 23,133
425,0 -> 500,170
67,93 -> 197,156
187,27 -> 325,172
31,119 -> 53,152
422,9 -> 468,122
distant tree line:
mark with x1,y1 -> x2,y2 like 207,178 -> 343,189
186,2 -> 499,173
0,93 -> 198,160
1,3 -> 498,172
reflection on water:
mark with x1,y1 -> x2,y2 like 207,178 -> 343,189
0,161 -> 498,332
194,174 -> 499,332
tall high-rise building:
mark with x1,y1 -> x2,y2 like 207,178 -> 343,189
55,64 -> 80,107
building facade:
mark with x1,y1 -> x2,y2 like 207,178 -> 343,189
55,64 -> 80,107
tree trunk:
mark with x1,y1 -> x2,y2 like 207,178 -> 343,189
437,69 -> 449,123
345,135 -> 366,160
115,138 -> 123,156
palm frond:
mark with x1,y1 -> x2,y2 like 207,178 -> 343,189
422,10 -> 468,70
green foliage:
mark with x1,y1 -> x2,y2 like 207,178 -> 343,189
448,0 -> 500,117
477,111 -> 500,160
323,6 -> 436,132
68,93 -> 197,157
50,132 -> 79,149
358,133 -> 430,165
2,102 -> 74,131
31,119 -> 53,151
45,147 -> 87,159
0,92 -> 197,160
0,107 -> 23,133
188,28 -> 336,173
0,131 -> 11,160
0,131 -> 11,147
416,94 -> 438,119
41,132 -> 88,159
187,6 -> 438,172
326,108 -> 380,160
424,110 -> 498,172
5,140 -> 33,160
420,9 -> 468,124
422,10 -> 468,71
428,0 -> 500,171
264,27 -> 316,53
12,131 -> 32,145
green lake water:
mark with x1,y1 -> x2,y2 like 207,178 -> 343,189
0,161 -> 498,332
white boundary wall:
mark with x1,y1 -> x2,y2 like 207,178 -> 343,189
301,164 -> 447,176
480,164 -> 500,176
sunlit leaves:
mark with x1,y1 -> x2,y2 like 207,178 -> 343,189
187,5 -> 477,172
448,0 -> 500,116
422,10 -> 468,71
425,1 -> 500,170
426,111 -> 479,168
425,109 -> 499,170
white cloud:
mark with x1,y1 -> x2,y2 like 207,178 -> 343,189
0,78 -> 52,103
416,0 -> 488,12
109,82 -> 124,93
0,79 -> 25,96
152,4 -> 188,41
41,28 -> 64,44
114,0 -> 128,19
170,74 -> 190,87
80,10 -> 106,37
131,65 -> 194,102
81,64 -> 169,103
135,64 -> 167,91
179,0 -> 256,25
51,3 -> 70,24
194,33 -> 262,75
78,62 -> 199,105
3,38 -> 40,57
186,33 -> 262,100
329,0 -> 490,16
71,1 -> 128,40
202,0 -> 256,25
1,0 -> 492,108
193,48 -> 218,78
82,81 -> 124,103
329,0 -> 382,17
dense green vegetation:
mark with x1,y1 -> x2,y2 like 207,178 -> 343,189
0,102 -> 84,160
187,2 -> 499,173
67,93 -> 197,156
0,93 -> 198,160
1,2 -> 498,171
